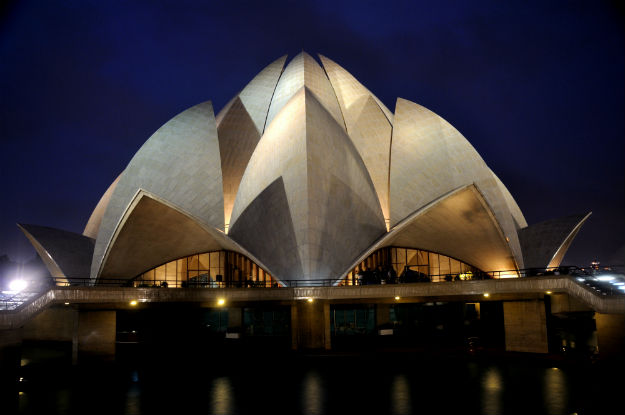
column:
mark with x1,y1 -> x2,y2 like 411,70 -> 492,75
291,300 -> 331,350
76,310 -> 116,360
595,313 -> 625,360
503,300 -> 548,353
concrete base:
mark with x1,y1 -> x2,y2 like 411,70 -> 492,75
376,303 -> 391,327
503,300 -> 548,353
76,310 -> 116,360
291,300 -> 330,350
227,307 -> 242,329
550,293 -> 592,314
595,313 -> 625,360
22,307 -> 77,342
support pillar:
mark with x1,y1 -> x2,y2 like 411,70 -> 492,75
291,300 -> 331,350
75,310 -> 116,360
227,307 -> 242,330
0,329 -> 22,414
503,300 -> 548,353
376,303 -> 391,328
595,313 -> 625,361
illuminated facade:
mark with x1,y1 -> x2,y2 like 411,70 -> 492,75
19,53 -> 590,286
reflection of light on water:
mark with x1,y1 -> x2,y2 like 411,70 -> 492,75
302,371 -> 324,415
544,367 -> 567,415
125,371 -> 141,415
390,374 -> 411,415
481,367 -> 502,415
211,377 -> 233,415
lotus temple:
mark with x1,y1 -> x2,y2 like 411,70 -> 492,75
2,53 -> 623,359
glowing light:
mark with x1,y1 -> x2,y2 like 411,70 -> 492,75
596,276 -> 614,281
483,293 -> 490,297
64,302 -> 70,305
130,300 -> 137,306
546,291 -> 552,295
217,298 -> 226,306
576,277 -> 585,282
307,298 -> 314,303
9,279 -> 27,292
395,296 -> 400,300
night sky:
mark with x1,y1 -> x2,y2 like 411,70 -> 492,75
0,0 -> 623,268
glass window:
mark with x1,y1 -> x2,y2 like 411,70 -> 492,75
166,261 -> 177,285
429,253 -> 439,277
188,255 -> 199,271
417,250 -> 428,266
210,252 -> 219,269
450,258 -> 461,275
439,255 -> 451,276
199,253 -> 209,270
155,264 -> 166,282
177,258 -> 187,282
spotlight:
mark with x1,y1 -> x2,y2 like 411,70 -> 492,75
217,298 -> 225,306
307,298 -> 314,303
483,293 -> 490,297
130,300 -> 138,306
395,296 -> 400,300
9,279 -> 27,292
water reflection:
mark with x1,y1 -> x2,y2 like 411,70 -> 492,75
481,366 -> 503,415
543,368 -> 567,415
211,377 -> 234,415
125,370 -> 141,415
302,371 -> 324,415
390,374 -> 411,415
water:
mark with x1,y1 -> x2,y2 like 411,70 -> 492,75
9,348 -> 621,415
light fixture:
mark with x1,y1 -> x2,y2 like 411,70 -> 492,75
546,291 -> 552,295
483,293 -> 490,297
307,298 -> 314,303
9,279 -> 27,292
217,298 -> 225,306
64,302 -> 70,305
395,296 -> 400,300
130,300 -> 138,306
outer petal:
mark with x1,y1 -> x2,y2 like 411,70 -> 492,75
98,191 -> 270,281
83,173 -> 121,239
18,224 -> 95,284
91,101 -> 223,281
340,185 -> 518,278
519,212 -> 591,269
390,98 -> 524,268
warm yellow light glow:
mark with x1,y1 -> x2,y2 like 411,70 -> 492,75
217,298 -> 226,306
130,300 -> 138,306
64,302 -> 70,305
395,296 -> 400,300
307,298 -> 314,303
483,293 -> 490,297
546,291 -> 552,295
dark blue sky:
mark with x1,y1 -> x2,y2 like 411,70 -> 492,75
1,0 -> 623,267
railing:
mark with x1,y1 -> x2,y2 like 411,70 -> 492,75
2,265 -> 623,311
